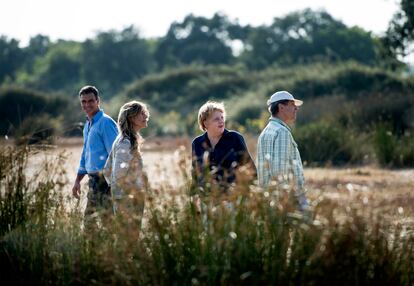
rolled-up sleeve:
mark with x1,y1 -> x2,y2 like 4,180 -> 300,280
77,147 -> 87,175
77,126 -> 88,175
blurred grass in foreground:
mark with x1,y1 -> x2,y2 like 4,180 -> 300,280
0,145 -> 413,285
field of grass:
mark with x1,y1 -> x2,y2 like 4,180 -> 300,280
1,137 -> 414,285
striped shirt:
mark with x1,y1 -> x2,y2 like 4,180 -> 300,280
257,117 -> 307,209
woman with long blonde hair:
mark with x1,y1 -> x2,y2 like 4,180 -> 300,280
104,100 -> 149,226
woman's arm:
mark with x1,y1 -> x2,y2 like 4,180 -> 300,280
112,139 -> 136,191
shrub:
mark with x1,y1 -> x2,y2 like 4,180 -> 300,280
228,100 -> 264,134
373,124 -> 397,167
373,126 -> 414,167
124,65 -> 251,114
14,114 -> 61,145
294,121 -> 357,165
395,132 -> 414,167
0,87 -> 69,136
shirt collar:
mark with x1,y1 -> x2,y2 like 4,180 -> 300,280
202,128 -> 229,146
87,109 -> 104,123
269,117 -> 291,132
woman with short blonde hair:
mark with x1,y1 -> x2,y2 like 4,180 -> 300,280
192,100 -> 256,192
197,101 -> 226,131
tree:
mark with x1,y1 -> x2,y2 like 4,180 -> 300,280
384,0 -> 414,59
81,26 -> 154,97
26,40 -> 82,92
241,9 -> 378,69
0,87 -> 69,135
23,34 -> 51,72
155,13 -> 249,69
0,36 -> 24,83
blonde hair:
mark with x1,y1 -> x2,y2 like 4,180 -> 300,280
197,101 -> 226,131
117,100 -> 149,153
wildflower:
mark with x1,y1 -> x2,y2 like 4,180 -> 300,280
229,231 -> 237,239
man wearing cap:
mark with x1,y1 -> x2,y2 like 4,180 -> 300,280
72,85 -> 118,229
257,90 -> 308,211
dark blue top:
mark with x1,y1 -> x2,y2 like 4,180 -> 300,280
191,129 -> 256,188
78,109 -> 118,175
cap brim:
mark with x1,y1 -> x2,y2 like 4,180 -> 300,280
294,99 -> 303,106
267,99 -> 303,106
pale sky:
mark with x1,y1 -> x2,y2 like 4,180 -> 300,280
1,0 -> 399,46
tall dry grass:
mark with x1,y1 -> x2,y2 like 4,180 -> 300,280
0,145 -> 414,285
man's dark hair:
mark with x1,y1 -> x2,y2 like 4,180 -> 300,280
79,85 -> 99,99
269,100 -> 290,116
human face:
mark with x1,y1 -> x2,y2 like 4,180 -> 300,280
204,110 -> 225,137
279,101 -> 299,124
130,109 -> 149,132
80,93 -> 100,119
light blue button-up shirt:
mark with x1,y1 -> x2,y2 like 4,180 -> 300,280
78,109 -> 118,175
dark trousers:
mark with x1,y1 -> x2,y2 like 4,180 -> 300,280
84,173 -> 112,232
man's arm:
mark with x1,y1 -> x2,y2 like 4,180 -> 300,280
290,137 -> 308,211
102,118 -> 118,154
269,130 -> 291,183
73,128 -> 87,199
72,173 -> 86,199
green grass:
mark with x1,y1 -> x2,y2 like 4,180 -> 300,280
1,145 -> 414,285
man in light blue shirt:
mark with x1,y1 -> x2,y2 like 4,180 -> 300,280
72,85 -> 118,227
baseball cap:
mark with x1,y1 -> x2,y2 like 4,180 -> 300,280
267,91 -> 303,106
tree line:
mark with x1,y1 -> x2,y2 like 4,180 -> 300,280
1,8 -> 412,97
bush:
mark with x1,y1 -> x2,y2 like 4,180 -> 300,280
394,132 -> 414,167
123,65 -> 251,114
294,121 -> 358,166
288,63 -> 413,100
345,92 -> 414,135
226,91 -> 264,132
373,126 -> 414,167
373,124 -> 397,167
0,87 -> 69,136
14,114 -> 61,145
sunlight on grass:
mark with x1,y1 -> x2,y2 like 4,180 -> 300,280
1,145 -> 414,285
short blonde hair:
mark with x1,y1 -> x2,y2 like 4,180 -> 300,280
197,101 -> 226,131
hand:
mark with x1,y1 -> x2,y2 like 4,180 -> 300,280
193,196 -> 202,214
72,182 -> 81,199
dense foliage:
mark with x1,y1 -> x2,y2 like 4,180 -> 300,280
0,9 -> 405,95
